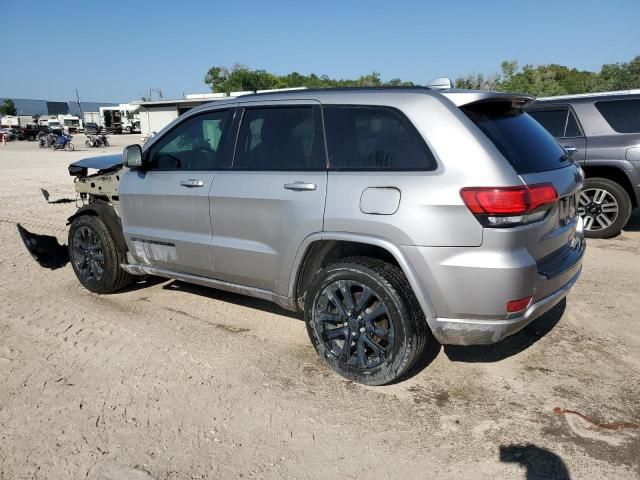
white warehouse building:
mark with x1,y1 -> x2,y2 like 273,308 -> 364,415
133,88 -> 306,137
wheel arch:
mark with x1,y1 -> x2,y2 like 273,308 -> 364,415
67,202 -> 127,257
582,160 -> 639,208
289,233 -> 437,321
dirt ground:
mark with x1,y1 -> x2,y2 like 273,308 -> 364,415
1,134 -> 639,480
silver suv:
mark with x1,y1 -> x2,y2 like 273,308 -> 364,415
66,88 -> 585,385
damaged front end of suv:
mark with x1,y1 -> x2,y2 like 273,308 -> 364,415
18,155 -> 124,272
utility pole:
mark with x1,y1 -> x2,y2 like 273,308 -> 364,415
75,89 -> 83,120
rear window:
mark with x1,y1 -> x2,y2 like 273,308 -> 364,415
463,101 -> 570,175
595,99 -> 640,133
323,105 -> 437,171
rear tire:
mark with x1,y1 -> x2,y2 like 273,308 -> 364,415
579,177 -> 631,238
305,256 -> 429,385
68,215 -> 132,294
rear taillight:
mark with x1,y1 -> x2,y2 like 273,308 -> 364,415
460,184 -> 558,227
507,296 -> 532,313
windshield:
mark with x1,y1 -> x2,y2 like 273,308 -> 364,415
64,119 -> 79,126
463,101 -> 571,175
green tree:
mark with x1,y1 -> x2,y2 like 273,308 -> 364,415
0,99 -> 17,116
204,65 -> 414,93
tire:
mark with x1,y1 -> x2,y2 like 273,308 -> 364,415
578,177 -> 632,239
104,139 -> 109,146
68,215 -> 132,294
66,142 -> 75,151
125,126 -> 131,133
85,139 -> 92,148
304,256 -> 429,386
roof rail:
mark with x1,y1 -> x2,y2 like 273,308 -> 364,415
537,89 -> 640,101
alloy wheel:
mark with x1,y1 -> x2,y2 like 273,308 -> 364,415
71,226 -> 105,282
577,188 -> 619,232
315,280 -> 394,369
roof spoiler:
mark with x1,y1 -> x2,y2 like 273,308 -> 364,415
439,90 -> 535,108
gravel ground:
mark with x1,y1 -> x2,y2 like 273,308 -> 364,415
1,135 -> 639,480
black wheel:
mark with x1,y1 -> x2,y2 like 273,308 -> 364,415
578,177 -> 632,238
305,256 -> 429,385
68,215 -> 131,294
104,139 -> 109,146
66,142 -> 75,151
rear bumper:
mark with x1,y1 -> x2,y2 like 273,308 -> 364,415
430,266 -> 581,345
401,220 -> 585,346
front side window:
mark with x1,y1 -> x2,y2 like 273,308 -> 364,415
233,106 -> 324,170
148,110 -> 231,170
595,99 -> 640,133
323,106 -> 436,170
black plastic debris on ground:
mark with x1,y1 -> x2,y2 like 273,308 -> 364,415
17,223 -> 69,269
41,188 -> 74,204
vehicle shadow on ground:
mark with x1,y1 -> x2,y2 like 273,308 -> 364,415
119,275 -> 168,293
443,299 -> 566,363
162,280 -> 303,320
500,444 -> 571,479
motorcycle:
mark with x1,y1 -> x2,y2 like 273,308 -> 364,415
39,132 -> 58,149
85,134 -> 109,148
52,133 -> 74,151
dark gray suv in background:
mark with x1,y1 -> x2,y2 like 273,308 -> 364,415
527,90 -> 640,238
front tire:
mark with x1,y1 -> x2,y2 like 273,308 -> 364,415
578,177 -> 632,238
305,256 -> 429,386
68,215 -> 131,294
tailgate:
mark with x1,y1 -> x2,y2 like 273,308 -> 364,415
520,164 -> 583,264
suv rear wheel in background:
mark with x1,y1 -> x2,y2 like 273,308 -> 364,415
68,215 -> 131,293
305,256 -> 429,385
579,177 -> 632,238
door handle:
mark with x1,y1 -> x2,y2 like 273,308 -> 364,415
284,181 -> 317,191
180,179 -> 204,188
564,146 -> 578,154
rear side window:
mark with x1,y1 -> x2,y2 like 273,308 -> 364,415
595,99 -> 640,133
323,106 -> 436,171
528,108 -> 567,137
233,106 -> 325,170
463,101 -> 570,175
528,107 -> 583,138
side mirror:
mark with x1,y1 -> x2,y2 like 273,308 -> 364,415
123,144 -> 143,168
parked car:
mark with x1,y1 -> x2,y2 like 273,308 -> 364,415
0,127 -> 17,141
84,122 -> 102,135
527,90 -> 640,238
22,87 -> 585,385
18,124 -> 46,141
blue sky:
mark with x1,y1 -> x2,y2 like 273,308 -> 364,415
2,0 -> 639,102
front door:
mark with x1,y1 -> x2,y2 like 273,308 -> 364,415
210,102 -> 327,296
119,108 -> 235,277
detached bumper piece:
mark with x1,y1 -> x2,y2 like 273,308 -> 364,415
17,224 -> 69,270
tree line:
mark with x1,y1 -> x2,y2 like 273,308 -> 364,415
204,56 -> 640,97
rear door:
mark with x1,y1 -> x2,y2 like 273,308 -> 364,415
209,101 -> 327,295
527,105 -> 587,162
119,108 -> 234,277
